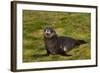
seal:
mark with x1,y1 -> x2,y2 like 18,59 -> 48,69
44,27 -> 87,56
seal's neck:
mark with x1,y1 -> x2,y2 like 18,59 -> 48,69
44,35 -> 58,40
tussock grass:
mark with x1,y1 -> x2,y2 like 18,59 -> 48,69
23,10 -> 91,62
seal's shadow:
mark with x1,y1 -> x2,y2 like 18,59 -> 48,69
32,53 -> 72,58
32,54 -> 48,58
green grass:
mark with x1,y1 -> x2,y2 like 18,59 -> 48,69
23,10 -> 91,62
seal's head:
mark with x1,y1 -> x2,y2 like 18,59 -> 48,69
44,27 -> 57,38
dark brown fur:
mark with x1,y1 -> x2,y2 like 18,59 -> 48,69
44,27 -> 87,56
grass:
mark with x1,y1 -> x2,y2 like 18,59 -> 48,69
23,10 -> 91,62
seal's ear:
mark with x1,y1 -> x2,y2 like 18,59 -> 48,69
53,29 -> 57,35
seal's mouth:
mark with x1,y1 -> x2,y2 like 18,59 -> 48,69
45,33 -> 50,36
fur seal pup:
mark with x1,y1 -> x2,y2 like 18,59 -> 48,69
44,27 -> 87,56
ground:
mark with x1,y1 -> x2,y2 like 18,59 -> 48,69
23,10 -> 91,62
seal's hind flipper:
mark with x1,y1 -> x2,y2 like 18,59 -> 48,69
76,40 -> 87,45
